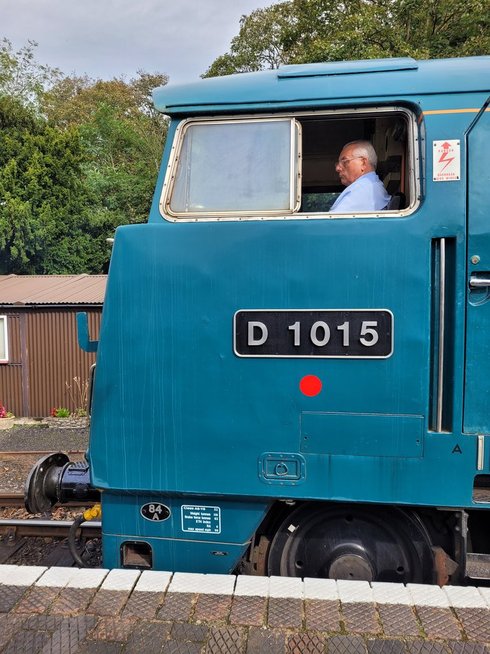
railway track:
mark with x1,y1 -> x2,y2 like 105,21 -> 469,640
0,450 -> 85,459
0,451 -> 101,566
0,492 -> 94,508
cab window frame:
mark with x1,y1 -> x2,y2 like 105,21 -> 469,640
159,106 -> 420,222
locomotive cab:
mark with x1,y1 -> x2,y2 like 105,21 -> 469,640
26,56 -> 490,584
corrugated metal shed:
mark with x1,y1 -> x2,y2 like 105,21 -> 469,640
0,275 -> 106,305
0,275 -> 105,417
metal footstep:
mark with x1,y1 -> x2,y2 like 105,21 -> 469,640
466,553 -> 490,580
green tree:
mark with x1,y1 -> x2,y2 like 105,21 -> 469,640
0,38 -> 61,109
203,3 -> 295,77
204,0 -> 490,77
0,96 -> 110,274
0,40 -> 169,273
42,72 -> 169,229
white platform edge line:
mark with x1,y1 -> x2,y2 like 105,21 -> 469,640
3,567 -> 490,608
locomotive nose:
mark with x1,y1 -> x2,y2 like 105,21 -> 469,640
24,452 -> 100,513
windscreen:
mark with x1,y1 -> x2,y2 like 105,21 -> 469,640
169,119 -> 295,215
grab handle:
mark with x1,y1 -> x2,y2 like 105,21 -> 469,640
469,273 -> 490,289
76,312 -> 98,353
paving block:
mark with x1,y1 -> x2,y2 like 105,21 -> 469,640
198,574 -> 236,596
286,631 -> 326,653
157,592 -> 196,621
1,627 -> 51,653
304,599 -> 341,632
304,577 -> 338,601
134,570 -> 172,593
86,590 -> 130,617
0,565 -> 21,583
66,568 -> 109,589
0,565 -> 47,586
327,635 -> 368,654
77,642 -> 125,654
230,596 -> 267,626
337,580 -> 373,604
377,603 -> 421,637
453,608 -> 490,642
269,575 -> 304,599
366,639 -> 407,654
448,643 -> 490,654
443,586 -> 487,608
35,567 -> 79,588
99,569 -> 140,591
46,615 -> 98,654
120,620 -> 172,654
91,617 -> 139,642
341,602 -> 379,635
13,586 -> 59,615
477,587 -> 490,608
206,625 -> 246,654
246,627 -> 287,654
23,614 -> 63,631
193,593 -> 232,622
234,575 -> 269,598
0,614 -> 26,649
170,622 -> 209,642
49,588 -> 97,616
407,584 -> 449,608
268,597 -> 303,629
161,641 -> 204,654
122,590 -> 165,619
371,582 -> 413,606
168,572 -> 206,594
415,606 -> 462,640
405,642 -> 449,654
0,586 -> 28,613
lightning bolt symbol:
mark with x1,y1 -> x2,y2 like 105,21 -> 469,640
439,148 -> 454,172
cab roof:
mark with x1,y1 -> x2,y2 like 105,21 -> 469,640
153,56 -> 490,116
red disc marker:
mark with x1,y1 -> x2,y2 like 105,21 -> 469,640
300,375 -> 322,397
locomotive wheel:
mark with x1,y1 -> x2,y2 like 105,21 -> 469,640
267,503 -> 435,583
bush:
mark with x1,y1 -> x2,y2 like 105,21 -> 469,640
0,404 -> 14,418
50,407 -> 70,418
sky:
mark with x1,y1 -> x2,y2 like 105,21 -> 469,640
0,0 -> 280,85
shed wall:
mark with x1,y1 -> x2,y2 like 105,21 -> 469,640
0,308 -> 100,417
0,314 -> 23,415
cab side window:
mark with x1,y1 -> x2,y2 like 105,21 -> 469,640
299,111 -> 412,214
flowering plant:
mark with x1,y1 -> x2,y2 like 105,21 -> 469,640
50,407 -> 70,418
0,404 -> 14,418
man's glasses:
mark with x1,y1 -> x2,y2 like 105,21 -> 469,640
336,155 -> 364,167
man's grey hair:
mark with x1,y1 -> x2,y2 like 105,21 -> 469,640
344,140 -> 377,168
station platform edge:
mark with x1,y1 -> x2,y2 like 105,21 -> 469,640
0,566 -> 489,652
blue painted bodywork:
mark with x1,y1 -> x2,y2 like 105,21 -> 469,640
87,56 -> 490,572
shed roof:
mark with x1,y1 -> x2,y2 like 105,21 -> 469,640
0,275 -> 106,305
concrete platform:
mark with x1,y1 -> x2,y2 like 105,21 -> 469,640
0,566 -> 489,652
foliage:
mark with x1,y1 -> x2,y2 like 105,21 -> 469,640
203,3 -> 295,77
0,403 -> 14,418
204,0 -> 490,76
0,96 -> 111,274
50,407 -> 71,418
0,38 -> 61,110
0,39 -> 169,274
42,71 -> 169,234
65,376 -> 89,416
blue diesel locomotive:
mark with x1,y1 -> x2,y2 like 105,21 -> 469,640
26,56 -> 490,585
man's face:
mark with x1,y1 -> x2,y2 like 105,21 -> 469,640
335,147 -> 366,186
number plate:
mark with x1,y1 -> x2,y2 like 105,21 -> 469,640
234,309 -> 393,358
